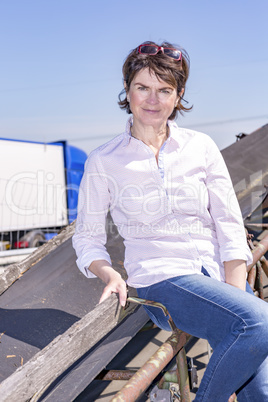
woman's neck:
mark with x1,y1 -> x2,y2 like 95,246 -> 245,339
130,121 -> 169,149
130,121 -> 169,163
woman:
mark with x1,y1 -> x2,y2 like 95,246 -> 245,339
73,41 -> 268,401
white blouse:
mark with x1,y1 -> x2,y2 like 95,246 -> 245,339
72,118 -> 252,288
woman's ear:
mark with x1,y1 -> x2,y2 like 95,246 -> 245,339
179,88 -> 185,98
124,81 -> 130,102
175,88 -> 185,108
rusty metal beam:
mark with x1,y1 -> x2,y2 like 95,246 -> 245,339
176,345 -> 191,401
111,328 -> 191,402
97,369 -> 136,381
255,261 -> 264,299
247,233 -> 268,272
260,256 -> 268,277
246,223 -> 268,228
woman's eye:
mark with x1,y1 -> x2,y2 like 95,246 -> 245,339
160,89 -> 171,94
138,86 -> 147,91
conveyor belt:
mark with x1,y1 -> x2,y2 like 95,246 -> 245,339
221,124 -> 268,219
0,237 -> 103,381
0,216 -> 149,402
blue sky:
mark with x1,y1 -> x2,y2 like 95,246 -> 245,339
0,0 -> 267,154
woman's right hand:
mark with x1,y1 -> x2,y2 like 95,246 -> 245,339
99,274 -> 127,307
89,260 -> 127,307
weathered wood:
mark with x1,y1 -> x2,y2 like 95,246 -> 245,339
0,222 -> 75,296
0,213 -> 129,381
42,307 -> 149,401
0,214 -> 141,400
0,212 -> 126,296
0,293 -> 137,401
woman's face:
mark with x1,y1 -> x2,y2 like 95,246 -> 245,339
127,68 -> 179,130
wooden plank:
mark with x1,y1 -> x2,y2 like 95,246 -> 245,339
0,222 -> 75,296
0,293 -> 137,401
0,213 -> 135,400
42,307 -> 149,401
0,213 -> 128,385
0,212 -> 126,295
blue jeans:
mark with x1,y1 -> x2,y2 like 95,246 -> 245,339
137,272 -> 268,401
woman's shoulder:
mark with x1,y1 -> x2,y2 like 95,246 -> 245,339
86,132 -> 126,161
170,121 -> 217,148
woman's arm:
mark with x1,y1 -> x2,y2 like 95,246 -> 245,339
224,259 -> 247,291
73,151 -> 127,307
73,151 -> 112,278
204,136 -> 252,267
89,260 -> 127,307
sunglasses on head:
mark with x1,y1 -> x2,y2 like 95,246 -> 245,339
137,44 -> 182,61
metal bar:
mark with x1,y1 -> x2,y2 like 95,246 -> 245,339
111,329 -> 190,402
157,369 -> 178,388
97,369 -> 136,381
247,234 -> 268,272
260,256 -> 268,278
176,346 -> 191,401
246,223 -> 268,228
126,296 -> 177,331
255,261 -> 264,299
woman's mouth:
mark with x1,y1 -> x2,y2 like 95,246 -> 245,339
143,109 -> 159,114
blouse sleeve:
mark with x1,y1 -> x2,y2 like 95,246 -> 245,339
72,150 -> 112,278
204,136 -> 252,265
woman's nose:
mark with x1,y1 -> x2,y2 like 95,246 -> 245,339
146,90 -> 159,104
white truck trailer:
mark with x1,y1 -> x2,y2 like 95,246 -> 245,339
0,138 -> 87,255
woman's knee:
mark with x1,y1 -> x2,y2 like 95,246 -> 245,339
244,301 -> 268,355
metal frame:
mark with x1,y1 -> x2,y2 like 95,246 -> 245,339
110,296 -> 191,402
105,236 -> 268,401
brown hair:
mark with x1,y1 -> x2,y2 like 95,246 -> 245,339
118,41 -> 192,120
